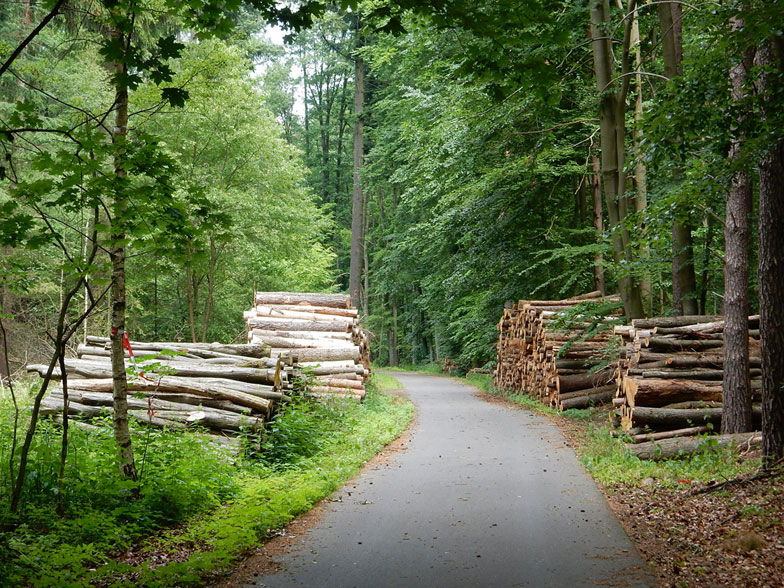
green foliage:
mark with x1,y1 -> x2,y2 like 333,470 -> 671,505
579,425 -> 759,488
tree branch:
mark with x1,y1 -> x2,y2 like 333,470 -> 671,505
0,0 -> 69,79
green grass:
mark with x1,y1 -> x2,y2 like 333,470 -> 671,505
372,371 -> 404,392
0,374 -> 414,588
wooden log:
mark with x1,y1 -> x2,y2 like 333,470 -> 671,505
49,390 -> 266,422
630,405 -> 762,427
557,384 -> 616,401
631,315 -> 723,329
127,409 -> 188,429
28,359 -> 282,387
308,378 -> 364,390
245,329 -> 352,341
644,337 -> 725,350
630,426 -> 712,444
559,387 -> 616,410
635,351 -> 762,369
628,368 -> 762,380
39,399 -> 107,418
57,379 -> 262,413
248,320 -> 350,333
624,377 -> 761,408
307,385 -> 366,398
254,292 -> 351,308
627,432 -> 761,460
556,369 -> 614,393
247,335 -> 357,350
252,306 -> 355,323
86,338 -> 271,359
274,347 -> 360,363
246,304 -> 357,318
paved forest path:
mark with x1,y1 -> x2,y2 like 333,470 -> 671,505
244,373 -> 656,588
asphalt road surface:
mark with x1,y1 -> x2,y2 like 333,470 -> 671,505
246,372 -> 656,588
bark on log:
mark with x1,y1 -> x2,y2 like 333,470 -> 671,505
246,304 -> 357,318
28,359 -> 281,386
86,337 -> 271,358
253,306 -> 355,323
630,405 -> 762,427
60,377 -> 274,412
248,335 -> 356,350
631,426 -> 712,444
556,369 -> 614,393
245,329 -> 352,341
559,388 -> 616,410
254,292 -> 351,308
274,348 -> 360,363
627,432 -> 761,460
625,377 -> 761,408
249,320 -> 350,333
631,315 -> 723,328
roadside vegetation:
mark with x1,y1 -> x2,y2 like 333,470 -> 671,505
0,374 -> 412,588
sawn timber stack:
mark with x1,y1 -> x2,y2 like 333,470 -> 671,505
613,315 -> 763,454
244,291 -> 370,400
493,291 -> 621,410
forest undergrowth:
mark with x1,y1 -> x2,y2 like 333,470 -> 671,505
0,374 -> 413,588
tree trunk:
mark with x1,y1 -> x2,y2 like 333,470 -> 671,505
590,154 -> 605,295
590,0 -> 644,319
757,39 -> 784,464
658,2 -> 698,316
631,7 -> 651,312
109,25 -> 136,482
201,237 -> 218,342
349,47 -> 365,309
390,295 -> 400,366
722,36 -> 755,434
362,189 -> 370,317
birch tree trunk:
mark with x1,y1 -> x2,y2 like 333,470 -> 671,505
109,23 -> 137,482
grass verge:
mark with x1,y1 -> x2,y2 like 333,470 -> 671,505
0,375 -> 414,588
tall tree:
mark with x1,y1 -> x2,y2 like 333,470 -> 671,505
658,2 -> 698,316
349,18 -> 364,309
757,35 -> 784,462
589,0 -> 645,319
722,16 -> 754,435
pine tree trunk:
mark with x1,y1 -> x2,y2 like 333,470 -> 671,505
757,39 -> 784,463
109,25 -> 137,482
722,35 -> 754,434
349,49 -> 364,308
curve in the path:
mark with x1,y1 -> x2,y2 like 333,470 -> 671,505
246,372 -> 656,588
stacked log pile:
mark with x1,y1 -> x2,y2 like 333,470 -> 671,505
494,292 -> 622,410
613,315 -> 762,449
28,337 -> 287,442
244,292 -> 370,400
